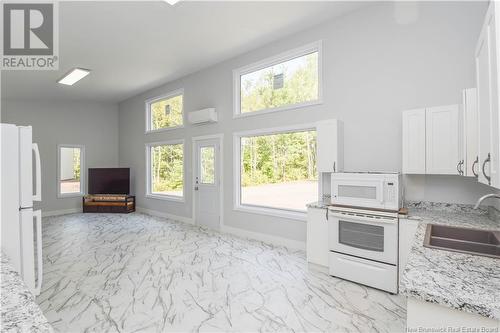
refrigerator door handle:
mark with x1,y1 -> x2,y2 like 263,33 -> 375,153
32,143 -> 42,202
33,209 -> 43,295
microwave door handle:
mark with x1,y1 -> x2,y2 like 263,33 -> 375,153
32,143 -> 42,201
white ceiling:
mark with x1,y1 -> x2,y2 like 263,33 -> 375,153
2,1 -> 366,103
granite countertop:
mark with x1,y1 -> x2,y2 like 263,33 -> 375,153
306,200 -> 331,209
1,252 -> 53,332
400,202 -> 500,320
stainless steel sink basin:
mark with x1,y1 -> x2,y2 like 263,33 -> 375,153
423,224 -> 500,259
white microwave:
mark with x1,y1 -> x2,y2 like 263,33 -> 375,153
330,173 -> 402,211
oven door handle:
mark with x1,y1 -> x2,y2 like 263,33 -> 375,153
328,212 -> 397,225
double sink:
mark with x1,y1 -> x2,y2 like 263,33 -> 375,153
424,224 -> 500,259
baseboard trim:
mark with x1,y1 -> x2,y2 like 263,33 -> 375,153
221,225 -> 306,251
308,262 -> 329,273
42,208 -> 82,217
136,207 -> 194,225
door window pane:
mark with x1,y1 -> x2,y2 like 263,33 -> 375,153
200,146 -> 215,184
240,51 -> 319,114
59,147 -> 82,194
240,130 -> 317,211
150,143 -> 184,197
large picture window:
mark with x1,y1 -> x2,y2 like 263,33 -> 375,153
146,141 -> 184,200
57,145 -> 85,197
145,89 -> 184,132
234,41 -> 321,117
234,126 -> 317,219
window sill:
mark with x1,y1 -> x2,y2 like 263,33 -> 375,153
146,193 -> 185,203
233,204 -> 306,222
233,99 -> 322,119
145,125 -> 185,134
57,192 -> 84,199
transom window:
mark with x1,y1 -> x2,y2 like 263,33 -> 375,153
146,141 -> 184,200
57,145 -> 85,197
145,89 -> 184,132
234,127 -> 318,219
234,41 -> 322,117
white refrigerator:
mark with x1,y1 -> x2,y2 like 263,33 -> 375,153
0,123 -> 43,295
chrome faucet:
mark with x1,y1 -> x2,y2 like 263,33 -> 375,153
474,193 -> 500,209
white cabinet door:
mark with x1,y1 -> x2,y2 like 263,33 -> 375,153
425,105 -> 461,175
306,207 -> 329,267
402,109 -> 426,174
476,24 -> 492,185
398,218 -> 419,284
463,88 -> 479,178
475,2 -> 500,187
489,2 -> 500,189
317,119 -> 344,173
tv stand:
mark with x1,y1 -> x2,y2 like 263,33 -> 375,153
83,194 -> 135,213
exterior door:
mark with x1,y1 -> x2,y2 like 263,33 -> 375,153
194,139 -> 220,230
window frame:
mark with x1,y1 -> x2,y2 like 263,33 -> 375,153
145,88 -> 185,134
233,123 -> 319,221
233,41 -> 323,118
145,139 -> 185,202
57,144 -> 85,198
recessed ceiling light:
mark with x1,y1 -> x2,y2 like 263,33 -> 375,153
164,0 -> 181,5
57,68 -> 91,86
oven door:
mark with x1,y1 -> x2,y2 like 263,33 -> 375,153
331,179 -> 385,209
328,211 -> 398,265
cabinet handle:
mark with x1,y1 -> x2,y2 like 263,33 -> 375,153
333,162 -> 336,173
457,161 -> 461,175
482,153 -> 491,185
325,209 -> 328,221
472,157 -> 479,178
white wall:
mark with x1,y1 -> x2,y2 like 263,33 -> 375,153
116,1 -> 494,243
2,99 -> 119,213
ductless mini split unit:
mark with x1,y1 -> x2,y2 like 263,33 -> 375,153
188,108 -> 218,125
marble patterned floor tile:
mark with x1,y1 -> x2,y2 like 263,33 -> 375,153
37,213 -> 406,333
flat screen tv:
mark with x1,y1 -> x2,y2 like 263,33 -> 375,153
88,168 -> 130,195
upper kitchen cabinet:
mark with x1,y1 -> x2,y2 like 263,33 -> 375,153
317,119 -> 344,173
402,105 -> 462,175
402,109 -> 426,174
426,105 -> 461,174
475,1 -> 500,188
462,88 -> 479,178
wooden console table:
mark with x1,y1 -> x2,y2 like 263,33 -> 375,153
83,195 -> 135,213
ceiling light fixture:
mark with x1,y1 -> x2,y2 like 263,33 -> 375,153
57,68 -> 91,86
163,0 -> 181,5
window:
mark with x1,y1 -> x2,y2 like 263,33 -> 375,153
146,141 -> 184,200
57,145 -> 85,197
145,89 -> 184,132
234,41 -> 322,117
234,126 -> 317,219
